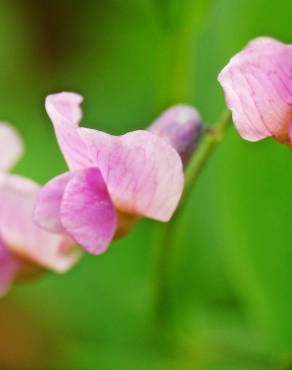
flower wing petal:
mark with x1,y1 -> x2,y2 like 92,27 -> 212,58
34,172 -> 74,233
60,167 -> 117,255
79,129 -> 184,221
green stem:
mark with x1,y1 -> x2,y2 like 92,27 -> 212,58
155,110 -> 232,324
184,110 -> 232,205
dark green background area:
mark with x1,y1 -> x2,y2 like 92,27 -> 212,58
1,1 -> 292,369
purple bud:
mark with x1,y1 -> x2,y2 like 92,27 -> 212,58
148,105 -> 202,166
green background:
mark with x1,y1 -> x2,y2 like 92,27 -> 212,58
1,1 -> 292,369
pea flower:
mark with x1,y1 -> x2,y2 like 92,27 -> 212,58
148,104 -> 202,166
218,37 -> 292,144
34,92 -> 187,255
0,123 -> 80,296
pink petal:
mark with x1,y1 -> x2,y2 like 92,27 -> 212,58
0,174 -> 80,272
0,237 -> 19,296
79,129 -> 184,221
218,37 -> 292,142
60,167 -> 117,255
34,172 -> 74,233
45,92 -> 93,170
246,37 -> 283,49
0,123 -> 23,171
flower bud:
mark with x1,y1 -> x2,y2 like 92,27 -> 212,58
148,105 -> 202,166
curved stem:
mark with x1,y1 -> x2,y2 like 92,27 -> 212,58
183,110 -> 232,205
155,110 -> 232,324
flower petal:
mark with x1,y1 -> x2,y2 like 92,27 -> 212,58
246,36 -> 283,49
60,167 -> 117,255
0,123 -> 23,171
0,174 -> 80,272
0,237 -> 19,296
79,129 -> 184,221
45,92 -> 93,170
218,37 -> 292,142
34,172 -> 74,233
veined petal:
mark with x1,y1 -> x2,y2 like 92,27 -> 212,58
0,123 -> 23,171
0,174 -> 80,272
34,172 -> 74,233
218,37 -> 292,142
45,92 -> 93,170
60,167 -> 117,255
0,237 -> 19,296
79,129 -> 184,222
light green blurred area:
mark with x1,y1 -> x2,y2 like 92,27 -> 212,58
1,0 -> 292,369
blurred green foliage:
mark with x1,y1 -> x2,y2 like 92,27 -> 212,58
1,0 -> 292,369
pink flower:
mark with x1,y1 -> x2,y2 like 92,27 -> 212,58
34,92 -> 185,255
0,123 -> 80,296
148,104 -> 202,166
218,37 -> 292,143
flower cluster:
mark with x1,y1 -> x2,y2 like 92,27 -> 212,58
1,34 -> 290,296
0,93 -> 202,294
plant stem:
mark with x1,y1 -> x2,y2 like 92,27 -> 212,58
155,110 -> 232,324
184,110 -> 232,205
